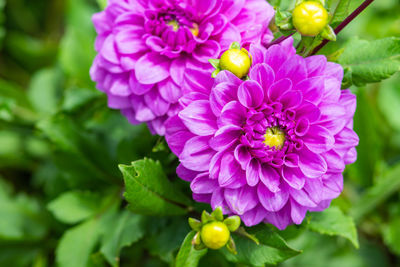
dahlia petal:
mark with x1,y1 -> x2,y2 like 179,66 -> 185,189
209,125 -> 241,151
344,147 -> 357,164
259,165 -> 280,193
144,88 -> 170,116
191,173 -> 218,194
224,186 -> 258,215
165,115 -> 194,155
183,68 -> 214,94
321,78 -> 341,103
295,117 -> 310,137
179,92 -> 208,107
289,187 -> 317,208
305,55 -> 327,77
176,164 -> 198,182
257,183 -> 289,212
296,101 -> 321,122
170,57 -> 186,84
179,100 -> 217,136
249,63 -> 275,93
215,23 -> 241,49
303,125 -> 335,153
298,147 -> 327,178
135,53 -> 170,84
275,55 -> 307,85
158,79 -> 182,103
335,127 -> 359,150
264,45 -> 288,72
180,136 -> 214,171
234,145 -> 252,170
220,0 -> 245,21
296,77 -> 325,104
206,14 -> 228,36
278,90 -> 303,110
134,101 -> 156,121
210,82 -> 238,116
241,206 -> 265,226
219,101 -> 246,127
237,80 -> 264,108
282,166 -> 305,190
323,172 -> 343,194
116,28 -> 147,54
249,45 -> 266,65
107,94 -> 131,109
209,150 -> 224,179
101,34 -> 121,63
110,77 -> 131,96
246,159 -> 261,186
193,40 -> 221,63
268,78 -> 292,102
215,70 -> 243,86
218,153 -> 245,187
211,188 -> 231,213
324,62 -> 344,82
290,199 -> 308,224
193,193 -> 211,203
264,205 -> 291,230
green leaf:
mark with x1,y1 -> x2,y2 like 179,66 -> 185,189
383,216 -> 400,255
220,225 -> 301,266
145,218 -> 190,264
100,211 -> 145,267
121,158 -> 191,216
59,0 -> 97,86
331,0 -> 351,25
97,0 -> 108,9
338,37 -> 400,87
47,191 -> 102,224
56,219 -> 101,267
0,178 -> 48,241
307,206 -> 359,248
37,113 -> 119,183
28,68 -> 63,115
351,162 -> 400,221
176,231 -> 208,267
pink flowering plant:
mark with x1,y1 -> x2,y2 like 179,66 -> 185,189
3,0 -> 400,266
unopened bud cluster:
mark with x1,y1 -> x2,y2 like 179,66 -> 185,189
188,207 -> 241,253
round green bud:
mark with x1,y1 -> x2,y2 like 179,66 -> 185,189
219,48 -> 251,79
200,221 -> 230,250
292,1 -> 329,37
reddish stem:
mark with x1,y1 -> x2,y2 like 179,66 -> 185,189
311,0 -> 374,55
266,33 -> 294,48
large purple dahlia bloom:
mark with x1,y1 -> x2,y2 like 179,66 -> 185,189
90,0 -> 274,135
165,38 -> 359,230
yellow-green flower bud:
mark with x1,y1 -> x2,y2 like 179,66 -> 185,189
200,221 -> 230,250
292,1 -> 329,37
219,48 -> 251,79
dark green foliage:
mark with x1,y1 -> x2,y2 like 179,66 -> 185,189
1,0 -> 400,266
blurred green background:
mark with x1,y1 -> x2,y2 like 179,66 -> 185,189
0,0 -> 400,266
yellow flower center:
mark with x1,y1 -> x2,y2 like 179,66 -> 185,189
263,127 -> 285,150
190,23 -> 199,37
167,20 -> 179,32
200,221 -> 230,250
167,20 -> 199,37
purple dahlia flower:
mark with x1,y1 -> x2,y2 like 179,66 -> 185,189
165,38 -> 359,230
90,0 -> 274,135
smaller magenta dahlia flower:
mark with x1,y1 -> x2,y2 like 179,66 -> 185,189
90,0 -> 274,135
165,38 -> 359,230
